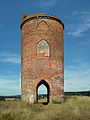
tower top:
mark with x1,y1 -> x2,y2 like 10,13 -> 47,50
20,13 -> 64,29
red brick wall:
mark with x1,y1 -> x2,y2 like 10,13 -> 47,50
21,15 -> 64,103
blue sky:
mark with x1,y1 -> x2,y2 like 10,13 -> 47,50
0,0 -> 90,95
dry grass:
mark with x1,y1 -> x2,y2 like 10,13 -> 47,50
0,96 -> 90,120
38,97 -> 47,103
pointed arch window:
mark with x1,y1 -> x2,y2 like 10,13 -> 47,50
37,40 -> 49,57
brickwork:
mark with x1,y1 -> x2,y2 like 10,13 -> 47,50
21,13 -> 64,103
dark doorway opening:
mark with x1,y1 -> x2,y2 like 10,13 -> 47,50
37,80 -> 50,105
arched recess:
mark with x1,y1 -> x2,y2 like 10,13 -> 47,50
37,21 -> 50,30
36,80 -> 50,103
37,40 -> 50,57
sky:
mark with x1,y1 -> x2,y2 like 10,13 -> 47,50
0,0 -> 90,95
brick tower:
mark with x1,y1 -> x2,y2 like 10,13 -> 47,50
20,13 -> 64,103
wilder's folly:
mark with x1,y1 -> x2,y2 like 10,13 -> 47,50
21,13 -> 64,103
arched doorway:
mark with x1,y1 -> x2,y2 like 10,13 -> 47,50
36,80 -> 50,104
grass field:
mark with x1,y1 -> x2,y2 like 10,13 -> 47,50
0,96 -> 90,120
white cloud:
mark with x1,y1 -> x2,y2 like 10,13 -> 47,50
64,60 -> 90,92
0,74 -> 21,96
0,52 -> 21,64
38,0 -> 56,7
66,11 -> 90,37
2,57 -> 20,64
78,40 -> 90,45
68,23 -> 90,37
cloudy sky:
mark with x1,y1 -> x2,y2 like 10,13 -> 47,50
0,0 -> 90,95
